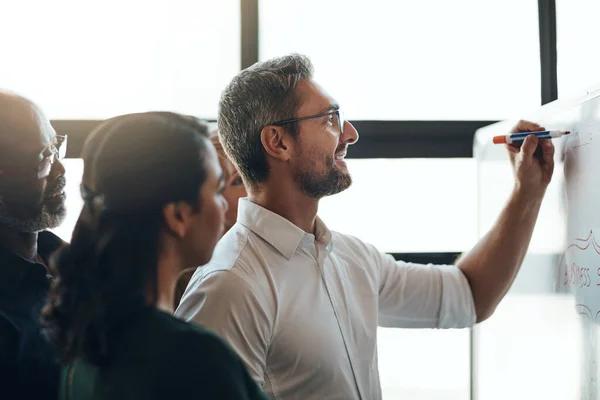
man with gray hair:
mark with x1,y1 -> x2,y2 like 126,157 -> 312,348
176,54 -> 555,399
0,91 -> 67,400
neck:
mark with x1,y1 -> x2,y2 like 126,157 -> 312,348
249,183 -> 319,234
0,224 -> 38,260
152,247 -> 184,314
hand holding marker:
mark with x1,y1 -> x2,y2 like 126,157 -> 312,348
493,130 -> 570,144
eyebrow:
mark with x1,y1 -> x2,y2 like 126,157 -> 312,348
28,134 -> 57,160
318,103 -> 340,114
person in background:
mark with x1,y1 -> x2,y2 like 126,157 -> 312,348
0,90 -> 67,400
174,132 -> 247,308
42,112 -> 268,400
211,133 -> 248,232
175,54 -> 556,399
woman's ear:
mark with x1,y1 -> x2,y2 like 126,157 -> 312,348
162,202 -> 193,239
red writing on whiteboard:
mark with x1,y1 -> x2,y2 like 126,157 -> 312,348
564,262 -> 592,287
558,230 -> 600,288
575,304 -> 600,324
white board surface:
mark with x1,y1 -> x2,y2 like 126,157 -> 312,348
474,85 -> 600,400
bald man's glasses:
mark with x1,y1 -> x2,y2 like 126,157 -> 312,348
0,135 -> 67,180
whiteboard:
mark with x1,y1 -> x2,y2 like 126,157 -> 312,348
473,85 -> 600,400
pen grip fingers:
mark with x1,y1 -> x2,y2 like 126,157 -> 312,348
510,119 -> 545,134
506,143 -> 520,154
540,138 -> 555,164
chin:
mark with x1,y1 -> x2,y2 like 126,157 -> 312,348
332,172 -> 353,194
43,207 -> 68,230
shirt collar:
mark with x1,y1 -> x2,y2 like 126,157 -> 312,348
0,231 -> 65,296
237,198 -> 333,260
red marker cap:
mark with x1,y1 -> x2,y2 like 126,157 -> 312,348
492,135 -> 507,144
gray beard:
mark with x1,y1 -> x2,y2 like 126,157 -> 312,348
0,203 -> 66,233
297,167 -> 352,199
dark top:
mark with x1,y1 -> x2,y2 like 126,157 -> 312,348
0,231 -> 64,400
61,307 -> 269,400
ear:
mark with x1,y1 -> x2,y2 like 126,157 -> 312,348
260,125 -> 294,162
162,202 -> 193,239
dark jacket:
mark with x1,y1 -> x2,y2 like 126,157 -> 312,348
0,231 -> 64,400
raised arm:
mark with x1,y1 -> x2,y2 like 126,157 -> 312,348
457,120 -> 555,322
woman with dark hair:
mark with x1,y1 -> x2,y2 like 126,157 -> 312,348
42,112 -> 267,400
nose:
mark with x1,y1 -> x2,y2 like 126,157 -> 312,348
49,157 -> 66,178
342,121 -> 359,146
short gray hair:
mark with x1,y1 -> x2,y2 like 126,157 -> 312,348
217,53 -> 314,188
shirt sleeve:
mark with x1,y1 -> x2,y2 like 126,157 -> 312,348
375,250 -> 476,328
157,331 -> 269,400
175,269 -> 272,388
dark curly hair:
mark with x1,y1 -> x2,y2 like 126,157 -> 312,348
41,112 -> 210,365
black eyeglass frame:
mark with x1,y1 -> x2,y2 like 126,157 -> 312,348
271,109 -> 345,135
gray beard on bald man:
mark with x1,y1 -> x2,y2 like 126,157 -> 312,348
0,200 -> 66,233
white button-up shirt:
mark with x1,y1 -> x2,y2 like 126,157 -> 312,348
176,199 -> 476,400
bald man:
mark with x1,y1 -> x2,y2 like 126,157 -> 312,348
0,91 -> 67,400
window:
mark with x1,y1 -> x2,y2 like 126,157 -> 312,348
259,0 -> 540,120
477,160 -> 565,254
556,0 -> 600,99
51,159 -> 84,242
319,158 -> 474,400
378,328 -> 470,400
320,158 -> 477,253
0,0 -> 240,119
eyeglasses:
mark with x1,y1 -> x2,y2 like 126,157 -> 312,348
272,109 -> 345,135
0,135 -> 68,180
